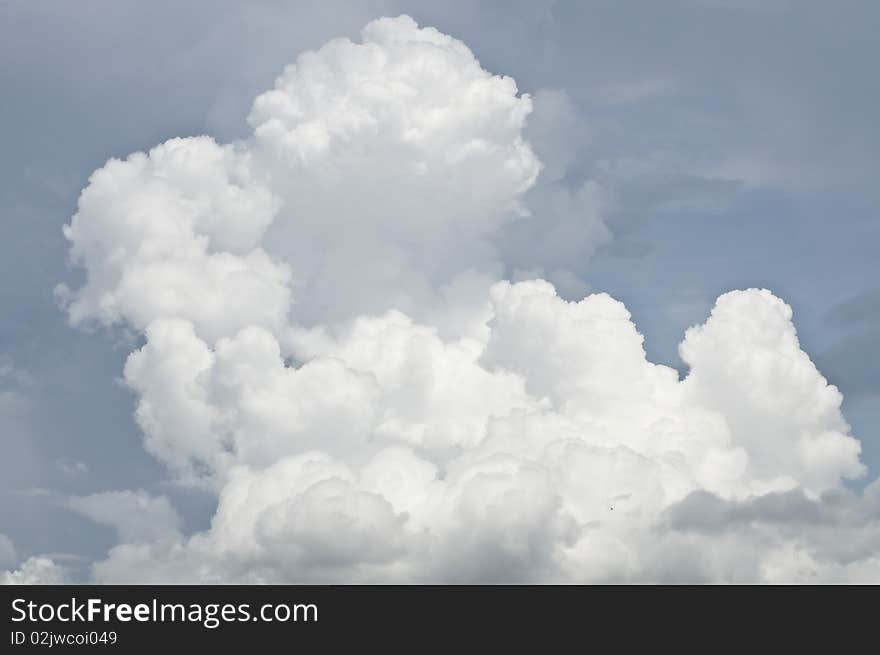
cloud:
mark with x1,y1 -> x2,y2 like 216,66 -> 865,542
593,78 -> 676,106
679,289 -> 865,492
59,15 -> 877,583
0,355 -> 31,416
0,534 -> 16,567
825,289 -> 880,328
56,458 -> 89,476
0,533 -> 75,586
87,282 -> 870,582
661,480 -> 880,582
58,135 -> 289,344
501,88 -> 611,299
67,490 -> 182,544
816,290 -> 880,397
1,557 -> 68,585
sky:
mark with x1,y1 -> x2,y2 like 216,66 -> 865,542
1,0 -> 878,583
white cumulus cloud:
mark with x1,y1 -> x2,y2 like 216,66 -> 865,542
59,15 -> 878,583
2,557 -> 68,585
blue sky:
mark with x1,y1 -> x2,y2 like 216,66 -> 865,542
1,0 -> 878,580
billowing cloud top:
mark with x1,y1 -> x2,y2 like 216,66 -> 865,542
36,15 -> 878,584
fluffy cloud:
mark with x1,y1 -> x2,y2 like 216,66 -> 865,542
679,289 -> 865,493
1,528 -> 68,587
245,14 -> 541,327
1,557 -> 68,585
59,16 -> 878,582
59,136 -> 289,344
85,281 -> 872,583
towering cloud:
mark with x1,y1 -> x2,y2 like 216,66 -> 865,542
57,16 -> 878,583
59,136 -> 289,344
